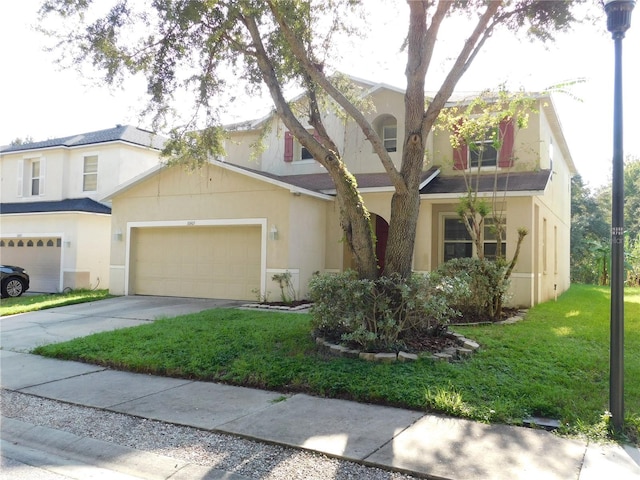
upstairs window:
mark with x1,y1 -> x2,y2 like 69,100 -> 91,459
373,115 -> 398,153
382,125 -> 397,152
83,155 -> 98,191
469,134 -> 498,168
284,130 -> 320,162
17,157 -> 45,197
453,118 -> 515,170
31,160 -> 41,196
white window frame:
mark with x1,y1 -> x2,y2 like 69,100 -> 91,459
382,124 -> 397,153
440,213 -> 506,263
83,155 -> 99,192
294,132 -> 316,163
17,157 -> 45,197
468,137 -> 498,169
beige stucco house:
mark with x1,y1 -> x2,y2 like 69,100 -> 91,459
0,126 -> 165,292
105,78 -> 575,307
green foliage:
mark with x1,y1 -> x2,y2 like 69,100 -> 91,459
570,175 -> 610,284
271,271 -> 297,304
308,271 -> 459,352
434,258 -> 509,321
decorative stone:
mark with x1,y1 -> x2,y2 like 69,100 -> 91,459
374,353 -> 397,363
398,351 -> 418,362
443,347 -> 458,356
359,352 -> 377,361
433,352 -> 452,361
329,344 -> 348,354
463,339 -> 480,350
315,337 -> 325,345
456,348 -> 473,358
342,349 -> 361,359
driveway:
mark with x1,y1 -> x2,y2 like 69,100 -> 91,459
0,296 -> 243,352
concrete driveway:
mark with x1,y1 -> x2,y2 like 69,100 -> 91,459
0,296 -> 242,352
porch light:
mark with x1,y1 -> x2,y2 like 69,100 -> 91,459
269,225 -> 279,241
113,228 -> 123,242
604,0 -> 635,433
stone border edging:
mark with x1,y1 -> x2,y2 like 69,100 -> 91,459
240,303 -> 313,312
314,332 -> 480,363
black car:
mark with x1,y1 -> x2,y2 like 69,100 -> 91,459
1,265 -> 30,298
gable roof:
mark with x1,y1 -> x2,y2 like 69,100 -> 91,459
0,198 -> 111,215
1,125 -> 166,154
420,170 -> 552,197
103,158 -> 440,202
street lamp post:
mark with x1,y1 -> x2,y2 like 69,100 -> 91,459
604,0 -> 635,433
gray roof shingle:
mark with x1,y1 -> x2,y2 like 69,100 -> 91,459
420,170 -> 552,195
1,125 -> 166,153
0,198 -> 111,215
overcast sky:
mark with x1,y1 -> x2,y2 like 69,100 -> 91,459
2,1 -> 639,189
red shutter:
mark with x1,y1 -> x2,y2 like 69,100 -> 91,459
284,131 -> 294,162
452,120 -> 468,170
498,118 -> 515,168
453,143 -> 468,170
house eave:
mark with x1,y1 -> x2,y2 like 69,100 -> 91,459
420,189 -> 546,201
1,139 -> 163,157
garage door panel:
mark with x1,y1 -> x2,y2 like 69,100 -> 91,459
0,238 -> 61,293
132,226 -> 261,300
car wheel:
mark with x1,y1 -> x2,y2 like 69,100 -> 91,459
2,277 -> 25,298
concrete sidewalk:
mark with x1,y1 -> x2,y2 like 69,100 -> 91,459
1,297 -> 639,479
2,351 -> 640,480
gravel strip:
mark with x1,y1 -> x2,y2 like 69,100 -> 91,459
1,389 -> 421,480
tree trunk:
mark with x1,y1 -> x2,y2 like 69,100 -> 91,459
385,188 -> 421,278
332,166 -> 379,280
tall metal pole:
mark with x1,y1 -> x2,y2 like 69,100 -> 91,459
609,31 -> 625,434
604,0 -> 635,433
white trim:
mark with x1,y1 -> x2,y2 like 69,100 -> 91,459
421,190 -> 545,200
124,218 -> 268,298
510,272 -> 535,279
420,168 -> 440,189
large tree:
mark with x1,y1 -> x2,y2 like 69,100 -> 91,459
39,0 -> 587,280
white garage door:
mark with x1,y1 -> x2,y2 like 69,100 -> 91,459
131,226 -> 261,300
0,237 -> 62,293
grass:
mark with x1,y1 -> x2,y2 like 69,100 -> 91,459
31,284 -> 640,443
0,290 -> 112,316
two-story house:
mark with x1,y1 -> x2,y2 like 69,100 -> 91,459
103,78 -> 575,307
0,125 -> 165,293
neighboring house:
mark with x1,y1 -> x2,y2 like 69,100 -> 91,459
0,126 -> 165,293
106,78 -> 575,307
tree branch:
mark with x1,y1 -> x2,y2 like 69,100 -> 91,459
265,0 -> 406,192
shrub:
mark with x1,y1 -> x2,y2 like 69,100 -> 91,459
434,257 -> 509,321
308,271 -> 459,352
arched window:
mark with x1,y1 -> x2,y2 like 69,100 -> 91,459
373,115 -> 398,153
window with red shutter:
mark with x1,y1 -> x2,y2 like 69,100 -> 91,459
284,131 -> 294,162
498,118 -> 515,168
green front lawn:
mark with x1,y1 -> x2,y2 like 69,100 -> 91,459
32,284 -> 640,443
0,290 -> 112,316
